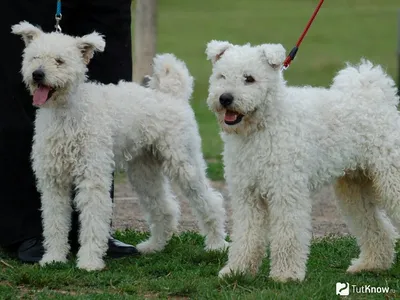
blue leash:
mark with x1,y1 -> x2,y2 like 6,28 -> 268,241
55,0 -> 62,32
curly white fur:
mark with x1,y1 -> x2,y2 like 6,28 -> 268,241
11,21 -> 228,271
205,40 -> 400,282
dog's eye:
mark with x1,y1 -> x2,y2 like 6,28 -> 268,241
217,74 -> 226,79
55,58 -> 64,65
244,75 -> 255,83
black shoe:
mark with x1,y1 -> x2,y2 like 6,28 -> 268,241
17,237 -> 139,263
106,237 -> 140,258
70,236 -> 140,258
17,237 -> 45,263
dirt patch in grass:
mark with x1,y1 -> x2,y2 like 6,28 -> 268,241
113,178 -> 349,238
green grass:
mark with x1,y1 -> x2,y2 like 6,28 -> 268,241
132,0 -> 400,181
1,232 -> 399,299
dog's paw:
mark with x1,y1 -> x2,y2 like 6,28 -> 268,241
77,257 -> 105,271
218,265 -> 235,278
268,269 -> 305,282
218,264 -> 245,278
346,258 -> 392,274
136,239 -> 165,254
205,240 -> 230,252
39,253 -> 68,266
76,247 -> 106,271
269,274 -> 301,283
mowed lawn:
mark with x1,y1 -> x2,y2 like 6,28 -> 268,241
1,1 -> 400,299
1,232 -> 399,299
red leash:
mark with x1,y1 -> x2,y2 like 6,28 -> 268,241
282,0 -> 325,70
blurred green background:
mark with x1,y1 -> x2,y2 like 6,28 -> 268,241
132,0 -> 399,181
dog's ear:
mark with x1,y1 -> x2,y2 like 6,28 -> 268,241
259,43 -> 286,70
205,40 -> 232,64
11,21 -> 43,46
76,32 -> 105,65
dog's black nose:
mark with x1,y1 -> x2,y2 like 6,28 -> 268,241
32,70 -> 45,83
219,93 -> 234,107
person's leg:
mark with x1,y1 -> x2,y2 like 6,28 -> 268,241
0,0 -> 54,257
79,0 -> 133,83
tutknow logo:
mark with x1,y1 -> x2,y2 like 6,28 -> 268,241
336,282 -> 394,296
336,282 -> 350,296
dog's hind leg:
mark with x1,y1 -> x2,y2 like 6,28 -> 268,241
127,154 -> 180,254
39,181 -> 72,266
161,147 -> 228,251
334,173 -> 397,273
372,163 -> 400,232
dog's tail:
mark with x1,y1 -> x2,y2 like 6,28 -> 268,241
147,53 -> 194,101
330,59 -> 399,107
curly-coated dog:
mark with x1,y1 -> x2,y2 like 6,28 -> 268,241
11,21 -> 228,271
205,40 -> 399,282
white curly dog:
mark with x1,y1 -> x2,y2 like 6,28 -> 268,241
205,40 -> 400,282
11,21 -> 228,271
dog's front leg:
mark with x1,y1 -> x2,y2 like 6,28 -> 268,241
73,165 -> 113,271
267,180 -> 312,282
40,181 -> 72,266
219,192 -> 269,277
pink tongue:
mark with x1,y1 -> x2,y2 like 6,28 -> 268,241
33,86 -> 51,106
224,111 -> 238,122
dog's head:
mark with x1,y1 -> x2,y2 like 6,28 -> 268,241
205,40 -> 286,135
12,21 -> 105,107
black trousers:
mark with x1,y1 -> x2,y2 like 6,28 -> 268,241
0,0 -> 132,247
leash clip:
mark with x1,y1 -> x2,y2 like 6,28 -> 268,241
281,46 -> 298,71
55,14 -> 62,33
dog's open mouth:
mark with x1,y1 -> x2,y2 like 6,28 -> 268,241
33,84 -> 55,106
224,110 -> 244,125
